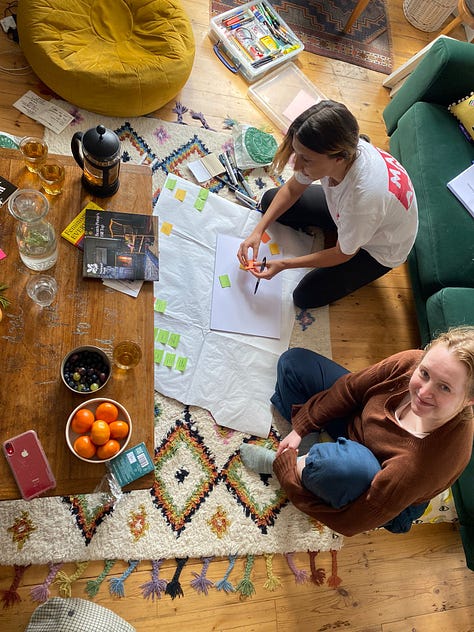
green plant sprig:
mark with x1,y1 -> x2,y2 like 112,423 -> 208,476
0,283 -> 10,309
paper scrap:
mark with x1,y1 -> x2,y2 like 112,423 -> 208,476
219,274 -> 231,288
282,89 -> 321,124
154,349 -> 164,364
164,352 -> 176,368
154,298 -> 167,313
168,333 -> 181,348
102,278 -> 143,297
175,189 -> 187,202
13,91 -> 74,134
176,357 -> 188,372
269,242 -> 281,255
157,329 -> 170,344
161,221 -> 173,235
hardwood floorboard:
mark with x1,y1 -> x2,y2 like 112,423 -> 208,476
0,0 -> 473,630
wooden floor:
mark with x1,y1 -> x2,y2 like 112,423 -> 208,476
1,1 -> 474,629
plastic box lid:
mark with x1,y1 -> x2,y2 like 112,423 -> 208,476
248,62 -> 327,132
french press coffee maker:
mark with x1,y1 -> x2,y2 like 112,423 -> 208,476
71,125 -> 121,197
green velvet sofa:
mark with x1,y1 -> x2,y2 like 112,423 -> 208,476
383,37 -> 474,569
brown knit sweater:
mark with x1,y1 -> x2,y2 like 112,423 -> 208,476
272,350 -> 473,536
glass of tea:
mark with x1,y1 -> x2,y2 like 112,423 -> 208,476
113,340 -> 142,370
38,160 -> 65,195
19,136 -> 48,173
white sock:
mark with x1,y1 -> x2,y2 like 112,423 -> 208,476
240,443 -> 275,474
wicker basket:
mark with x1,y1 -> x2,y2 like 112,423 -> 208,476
403,0 -> 458,31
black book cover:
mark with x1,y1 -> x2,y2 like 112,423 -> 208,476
83,209 -> 159,281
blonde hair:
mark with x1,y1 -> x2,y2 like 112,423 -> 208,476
272,100 -> 360,173
425,326 -> 474,399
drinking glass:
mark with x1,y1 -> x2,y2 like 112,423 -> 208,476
113,340 -> 142,370
38,160 -> 65,195
19,136 -> 48,173
26,275 -> 58,307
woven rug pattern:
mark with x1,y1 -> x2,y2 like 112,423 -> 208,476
0,103 -> 336,571
211,0 -> 393,74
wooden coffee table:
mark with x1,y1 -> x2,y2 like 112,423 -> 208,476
0,147 -> 155,499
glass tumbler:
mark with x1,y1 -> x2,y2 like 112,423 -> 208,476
8,189 -> 58,271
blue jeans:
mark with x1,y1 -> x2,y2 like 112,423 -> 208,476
271,348 -> 428,531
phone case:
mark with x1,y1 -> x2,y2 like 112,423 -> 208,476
3,430 -> 56,500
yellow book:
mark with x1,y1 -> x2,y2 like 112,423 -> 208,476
61,201 -> 103,249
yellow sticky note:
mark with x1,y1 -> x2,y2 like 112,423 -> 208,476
269,242 -> 280,255
161,221 -> 173,235
175,189 -> 187,202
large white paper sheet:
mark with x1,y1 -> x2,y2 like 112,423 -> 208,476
210,233 -> 282,338
153,175 -> 313,437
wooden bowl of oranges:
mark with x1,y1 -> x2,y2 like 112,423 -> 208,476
66,398 -> 132,463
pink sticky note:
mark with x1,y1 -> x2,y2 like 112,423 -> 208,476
0,248 -> 6,260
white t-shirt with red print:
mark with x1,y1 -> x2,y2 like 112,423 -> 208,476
294,140 -> 418,268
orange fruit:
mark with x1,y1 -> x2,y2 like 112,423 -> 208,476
90,420 -> 110,445
95,402 -> 119,423
73,435 -> 96,459
71,408 -> 95,434
109,420 -> 129,440
96,439 -> 121,460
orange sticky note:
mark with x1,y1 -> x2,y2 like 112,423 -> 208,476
261,232 -> 271,244
269,242 -> 280,255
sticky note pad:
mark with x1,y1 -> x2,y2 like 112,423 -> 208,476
154,348 -> 164,364
154,298 -> 167,313
168,333 -> 181,348
198,188 -> 209,200
175,189 -> 187,202
161,222 -> 173,235
261,232 -> 271,244
269,242 -> 280,255
165,178 -> 177,190
176,356 -> 188,372
219,274 -> 231,288
157,329 -> 170,344
164,352 -> 176,368
194,198 -> 205,212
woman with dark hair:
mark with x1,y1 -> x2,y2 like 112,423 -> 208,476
237,100 -> 418,308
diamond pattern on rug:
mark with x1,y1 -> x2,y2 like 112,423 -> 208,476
63,494 -> 116,546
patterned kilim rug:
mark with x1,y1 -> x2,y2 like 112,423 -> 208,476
0,103 -> 344,603
211,0 -> 393,74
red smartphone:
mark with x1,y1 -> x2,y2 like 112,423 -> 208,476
3,430 -> 56,500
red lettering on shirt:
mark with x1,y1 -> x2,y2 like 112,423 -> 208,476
376,148 -> 414,211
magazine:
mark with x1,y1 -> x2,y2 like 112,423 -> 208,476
83,209 -> 159,281
447,164 -> 474,219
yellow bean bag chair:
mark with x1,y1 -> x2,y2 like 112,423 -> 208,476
17,0 -> 195,117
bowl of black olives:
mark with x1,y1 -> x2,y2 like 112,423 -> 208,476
61,346 -> 111,395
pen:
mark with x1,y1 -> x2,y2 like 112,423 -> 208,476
254,257 -> 267,294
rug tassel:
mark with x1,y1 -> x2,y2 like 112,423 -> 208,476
30,562 -> 63,603
55,561 -> 89,598
190,110 -> 212,130
236,554 -> 255,599
263,554 -> 281,592
215,553 -> 237,593
86,559 -> 117,598
284,552 -> 308,584
172,101 -> 188,125
327,549 -> 342,589
1,564 -> 30,608
165,557 -> 188,600
308,550 -> 326,586
109,560 -> 139,598
140,559 -> 168,601
190,556 -> 214,595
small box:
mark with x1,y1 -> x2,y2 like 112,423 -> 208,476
107,442 -> 154,488
248,62 -> 327,132
209,1 -> 304,83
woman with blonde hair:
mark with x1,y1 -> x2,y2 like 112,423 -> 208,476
240,326 -> 474,535
237,100 -> 418,308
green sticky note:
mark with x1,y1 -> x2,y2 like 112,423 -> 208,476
158,329 -> 170,344
219,274 -> 231,288
194,197 -> 206,212
165,177 -> 177,190
168,333 -> 181,349
154,327 -> 160,342
176,356 -> 188,372
154,348 -> 164,364
154,298 -> 167,313
164,352 -> 176,368
198,188 -> 209,200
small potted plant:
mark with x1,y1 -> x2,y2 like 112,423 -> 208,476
0,283 -> 10,322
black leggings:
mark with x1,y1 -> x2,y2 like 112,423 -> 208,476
261,185 -> 391,309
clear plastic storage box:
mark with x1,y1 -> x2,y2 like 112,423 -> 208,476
248,62 -> 327,132
209,1 -> 304,83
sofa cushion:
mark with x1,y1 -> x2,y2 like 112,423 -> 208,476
396,102 -> 474,301
426,288 -> 474,336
